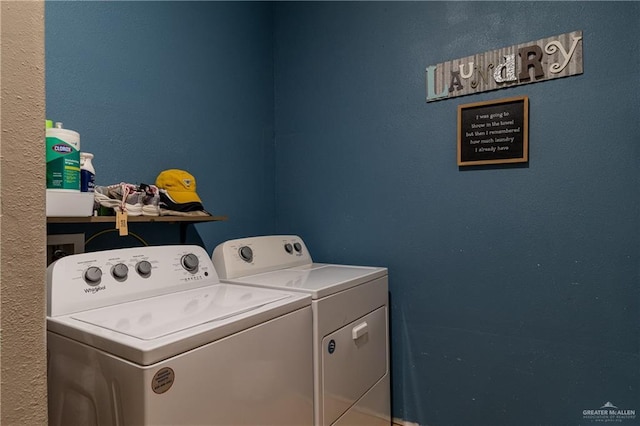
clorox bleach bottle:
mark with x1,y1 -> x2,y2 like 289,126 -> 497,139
46,121 -> 80,191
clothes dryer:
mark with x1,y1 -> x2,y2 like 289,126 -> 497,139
212,235 -> 390,426
47,245 -> 313,426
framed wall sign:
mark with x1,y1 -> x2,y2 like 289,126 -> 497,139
457,96 -> 529,166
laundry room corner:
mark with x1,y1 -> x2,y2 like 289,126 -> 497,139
45,1 -> 278,252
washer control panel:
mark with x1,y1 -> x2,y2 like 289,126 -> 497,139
47,245 -> 218,317
212,235 -> 313,279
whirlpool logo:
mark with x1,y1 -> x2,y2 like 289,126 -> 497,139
52,144 -> 72,154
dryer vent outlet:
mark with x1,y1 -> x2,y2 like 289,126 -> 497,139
47,233 -> 85,266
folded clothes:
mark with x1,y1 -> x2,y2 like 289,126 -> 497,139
158,189 -> 210,217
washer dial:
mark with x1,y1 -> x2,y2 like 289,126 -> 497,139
136,260 -> 152,277
181,253 -> 199,272
83,266 -> 103,285
111,263 -> 129,280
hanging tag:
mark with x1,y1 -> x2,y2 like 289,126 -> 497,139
118,210 -> 129,236
115,210 -> 121,229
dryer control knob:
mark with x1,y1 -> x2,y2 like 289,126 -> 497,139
111,263 -> 129,280
181,253 -> 199,272
83,266 -> 103,285
239,246 -> 253,263
293,242 -> 302,253
136,260 -> 152,277
284,243 -> 293,254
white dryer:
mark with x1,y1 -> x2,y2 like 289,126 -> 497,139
47,245 -> 313,426
212,235 -> 390,426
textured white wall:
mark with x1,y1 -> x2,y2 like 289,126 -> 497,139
0,1 -> 47,424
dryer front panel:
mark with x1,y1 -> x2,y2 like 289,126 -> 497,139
321,306 -> 388,425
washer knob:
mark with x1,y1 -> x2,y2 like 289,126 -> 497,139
111,263 -> 129,280
136,260 -> 152,277
293,242 -> 302,253
284,243 -> 293,254
83,266 -> 102,285
239,246 -> 253,263
181,253 -> 199,272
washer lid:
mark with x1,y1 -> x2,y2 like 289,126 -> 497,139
48,283 -> 311,366
71,284 -> 289,340
226,264 -> 387,299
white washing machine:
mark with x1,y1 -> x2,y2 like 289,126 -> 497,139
47,244 -> 313,426
212,235 -> 390,426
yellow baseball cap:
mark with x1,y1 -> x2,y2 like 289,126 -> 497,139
155,169 -> 202,204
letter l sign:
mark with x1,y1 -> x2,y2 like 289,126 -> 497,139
426,65 -> 448,101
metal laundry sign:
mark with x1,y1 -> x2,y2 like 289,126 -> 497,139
425,30 -> 583,102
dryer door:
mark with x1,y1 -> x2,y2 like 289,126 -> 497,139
321,306 -> 388,425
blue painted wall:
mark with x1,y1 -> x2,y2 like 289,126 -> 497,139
46,2 -> 639,425
46,1 -> 276,248
273,2 -> 639,426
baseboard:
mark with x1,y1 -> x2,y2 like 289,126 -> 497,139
392,418 -> 421,426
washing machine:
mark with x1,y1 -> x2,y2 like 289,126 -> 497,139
212,235 -> 390,426
47,244 -> 313,426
